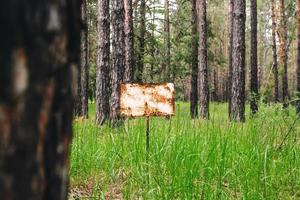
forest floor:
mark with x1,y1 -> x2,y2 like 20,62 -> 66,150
69,103 -> 300,200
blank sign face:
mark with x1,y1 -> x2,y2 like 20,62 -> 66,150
120,83 -> 175,117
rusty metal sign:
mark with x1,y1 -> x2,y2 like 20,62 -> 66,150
120,83 -> 175,117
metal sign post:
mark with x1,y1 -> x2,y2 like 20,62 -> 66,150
120,83 -> 175,188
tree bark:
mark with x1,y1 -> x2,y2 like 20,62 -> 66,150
250,0 -> 258,115
190,0 -> 198,118
297,0 -> 300,113
124,0 -> 134,82
110,0 -> 125,125
0,0 -> 81,199
271,0 -> 279,103
96,0 -> 110,125
198,0 -> 209,119
163,0 -> 171,81
136,0 -> 146,83
278,0 -> 289,107
228,0 -> 234,118
230,0 -> 246,122
81,0 -> 89,118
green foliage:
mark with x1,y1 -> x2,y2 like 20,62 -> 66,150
70,103 -> 300,199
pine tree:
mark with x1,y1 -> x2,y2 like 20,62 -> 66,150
0,0 -> 81,198
230,0 -> 246,122
198,0 -> 209,119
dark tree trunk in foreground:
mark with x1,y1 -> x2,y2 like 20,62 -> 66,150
163,0 -> 171,81
278,0 -> 289,108
250,0 -> 258,115
81,0 -> 89,118
198,0 -> 209,119
297,0 -> 300,114
190,0 -> 198,118
0,0 -> 80,199
110,0 -> 125,125
271,0 -> 279,103
136,0 -> 146,82
230,0 -> 246,122
96,0 -> 110,125
228,0 -> 234,118
124,0 -> 134,82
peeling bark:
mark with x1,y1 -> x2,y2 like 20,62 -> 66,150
0,0 -> 81,199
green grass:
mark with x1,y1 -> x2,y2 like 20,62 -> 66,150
70,103 -> 300,199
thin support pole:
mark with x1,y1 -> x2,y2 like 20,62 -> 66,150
146,116 -> 150,187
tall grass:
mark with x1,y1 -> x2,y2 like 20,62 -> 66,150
70,103 -> 300,199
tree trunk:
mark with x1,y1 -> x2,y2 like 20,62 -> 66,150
228,0 -> 234,118
250,0 -> 258,115
110,0 -> 125,125
163,0 -> 171,81
136,0 -> 146,82
297,0 -> 300,113
96,0 -> 110,125
81,0 -> 89,118
0,0 -> 80,199
124,0 -> 134,82
190,0 -> 198,118
230,0 -> 246,122
198,0 -> 209,119
271,0 -> 279,103
278,0 -> 289,107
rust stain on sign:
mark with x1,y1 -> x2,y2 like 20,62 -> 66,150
120,83 -> 175,117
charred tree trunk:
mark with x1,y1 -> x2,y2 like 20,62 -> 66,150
278,0 -> 289,108
271,0 -> 279,103
96,0 -> 110,125
297,0 -> 300,114
228,0 -> 234,118
0,0 -> 80,199
110,0 -> 125,125
250,0 -> 258,115
136,0 -> 146,82
163,0 -> 171,81
81,0 -> 89,118
124,0 -> 134,82
190,0 -> 198,118
198,0 -> 209,119
230,0 -> 246,122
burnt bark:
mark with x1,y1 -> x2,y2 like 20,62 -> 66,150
271,0 -> 279,103
250,0 -> 258,115
135,0 -> 146,83
198,0 -> 209,119
297,0 -> 300,114
81,0 -> 89,118
278,0 -> 289,108
96,0 -> 110,125
124,0 -> 134,82
163,0 -> 171,81
190,0 -> 198,118
0,0 -> 81,199
230,0 -> 246,122
110,0 -> 125,125
228,0 -> 234,118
